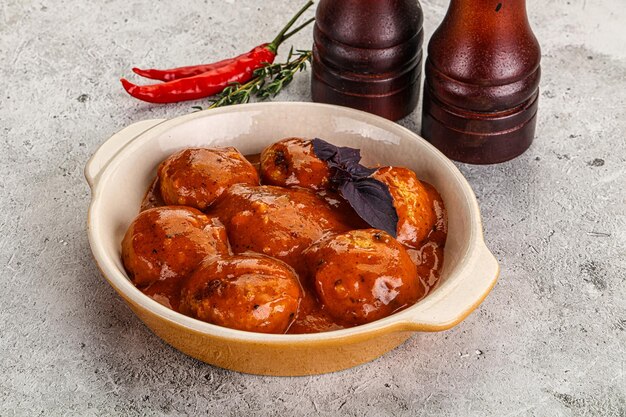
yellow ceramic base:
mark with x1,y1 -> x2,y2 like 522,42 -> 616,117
133,301 -> 412,376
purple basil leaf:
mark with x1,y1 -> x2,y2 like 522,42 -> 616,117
329,167 -> 352,184
346,163 -> 377,179
334,146 -> 362,167
312,138 -> 362,166
312,138 -> 339,161
312,138 -> 397,234
313,137 -> 373,178
340,178 -> 398,237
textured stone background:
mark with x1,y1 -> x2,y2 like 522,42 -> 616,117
1,0 -> 625,416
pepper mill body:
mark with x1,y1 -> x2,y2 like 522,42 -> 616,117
311,0 -> 424,121
421,0 -> 541,164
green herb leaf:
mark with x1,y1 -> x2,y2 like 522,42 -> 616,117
200,49 -> 312,110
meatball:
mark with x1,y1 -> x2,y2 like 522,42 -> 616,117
303,229 -> 424,325
260,138 -> 331,190
287,293 -> 346,334
141,277 -> 183,311
423,181 -> 447,237
210,184 -> 350,273
180,255 -> 302,334
121,206 -> 230,288
317,189 -> 370,230
371,166 -> 438,249
158,147 -> 259,210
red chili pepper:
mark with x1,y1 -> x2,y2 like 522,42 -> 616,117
131,44 -> 270,82
121,1 -> 314,104
121,46 -> 275,103
132,58 -> 238,82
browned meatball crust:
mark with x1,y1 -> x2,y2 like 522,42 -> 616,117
372,167 -> 439,248
180,255 -> 302,334
260,138 -> 331,190
121,206 -> 230,288
158,147 -> 259,210
210,184 -> 351,273
303,229 -> 424,325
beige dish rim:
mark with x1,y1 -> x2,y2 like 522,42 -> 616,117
85,102 -> 499,344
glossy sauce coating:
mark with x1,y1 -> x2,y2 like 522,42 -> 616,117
158,147 -> 259,210
130,145 -> 447,334
316,189 -> 370,230
372,166 -> 438,249
180,254 -> 302,334
209,184 -> 351,274
140,177 -> 166,211
121,206 -> 230,289
286,290 -> 345,334
303,229 -> 424,325
260,138 -> 331,190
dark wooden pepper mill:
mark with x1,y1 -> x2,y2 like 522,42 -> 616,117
311,0 -> 424,121
421,0 -> 541,164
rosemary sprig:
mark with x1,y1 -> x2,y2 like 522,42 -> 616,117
204,48 -> 312,110
258,48 -> 312,99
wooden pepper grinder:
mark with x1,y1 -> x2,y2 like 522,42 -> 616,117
421,0 -> 541,164
311,0 -> 424,121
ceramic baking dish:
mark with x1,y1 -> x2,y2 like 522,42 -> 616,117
85,102 -> 499,376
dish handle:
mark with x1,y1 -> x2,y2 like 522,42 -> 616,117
403,242 -> 500,332
84,119 -> 166,190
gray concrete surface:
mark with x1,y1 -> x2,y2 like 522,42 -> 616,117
1,0 -> 625,415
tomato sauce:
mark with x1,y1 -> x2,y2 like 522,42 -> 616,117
135,154 -> 446,334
